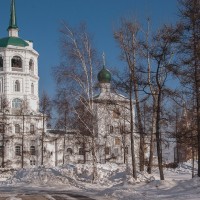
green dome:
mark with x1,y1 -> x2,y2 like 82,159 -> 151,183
0,37 -> 29,47
97,66 -> 111,83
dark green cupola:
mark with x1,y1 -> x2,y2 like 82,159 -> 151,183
98,52 -> 111,83
97,66 -> 111,83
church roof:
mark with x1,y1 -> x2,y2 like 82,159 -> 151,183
0,37 -> 29,47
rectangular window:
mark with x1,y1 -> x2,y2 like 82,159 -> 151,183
15,124 -> 20,133
114,148 -> 119,156
125,146 -> 128,154
110,126 -> 113,133
30,124 -> 34,134
30,146 -> 36,155
79,148 -> 84,155
113,109 -> 120,119
115,137 -> 121,145
15,146 -> 21,156
105,147 -> 110,155
120,125 -> 125,133
0,146 -> 3,157
0,124 -> 4,133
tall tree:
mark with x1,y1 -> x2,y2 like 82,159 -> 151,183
177,0 -> 200,176
143,24 -> 179,180
40,91 -> 52,166
54,88 -> 69,165
53,22 -> 99,181
114,19 -> 144,177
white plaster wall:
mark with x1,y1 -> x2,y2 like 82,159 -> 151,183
0,44 -> 39,112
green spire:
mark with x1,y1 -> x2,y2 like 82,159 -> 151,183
8,0 -> 18,30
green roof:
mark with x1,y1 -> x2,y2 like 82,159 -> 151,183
97,66 -> 111,83
0,37 -> 29,47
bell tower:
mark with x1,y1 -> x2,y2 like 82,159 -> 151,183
0,0 -> 40,113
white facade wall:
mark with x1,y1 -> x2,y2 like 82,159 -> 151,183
0,43 -> 39,112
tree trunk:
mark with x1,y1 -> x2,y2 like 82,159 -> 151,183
129,77 -> 137,179
92,137 -> 97,182
155,92 -> 164,180
63,135 -> 66,165
41,114 -> 45,165
83,141 -> 86,164
63,113 -> 67,165
133,75 -> 145,172
147,111 -> 156,173
2,131 -> 4,168
192,143 -> 195,178
21,114 -> 25,168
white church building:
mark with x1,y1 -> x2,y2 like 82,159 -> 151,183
0,0 -> 140,169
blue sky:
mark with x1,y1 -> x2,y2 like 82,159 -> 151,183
0,0 -> 178,98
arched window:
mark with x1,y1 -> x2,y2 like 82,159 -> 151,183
30,124 -> 34,134
15,146 -> 21,156
30,146 -> 36,155
31,83 -> 34,94
12,56 -> 22,71
15,124 -> 20,133
14,80 -> 20,92
12,98 -> 22,109
0,56 -> 3,70
79,148 -> 84,155
29,59 -> 34,72
67,148 -> 73,155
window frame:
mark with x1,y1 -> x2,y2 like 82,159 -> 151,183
0,146 -> 3,157
11,56 -> 22,70
30,124 -> 34,134
115,137 -> 121,145
30,146 -> 36,155
15,146 -> 21,156
79,148 -> 84,155
15,124 -> 20,134
14,80 -> 20,92
0,56 -> 3,70
31,83 -> 34,94
67,148 -> 73,155
105,147 -> 110,155
12,98 -> 22,109
29,59 -> 34,72
110,125 -> 114,133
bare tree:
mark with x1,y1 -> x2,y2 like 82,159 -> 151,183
176,0 -> 200,176
142,24 -> 180,180
53,22 -> 99,181
0,96 -> 9,168
114,18 -> 145,178
53,89 -> 69,165
40,91 -> 52,166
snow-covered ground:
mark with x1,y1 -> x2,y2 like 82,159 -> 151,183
0,161 -> 199,200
